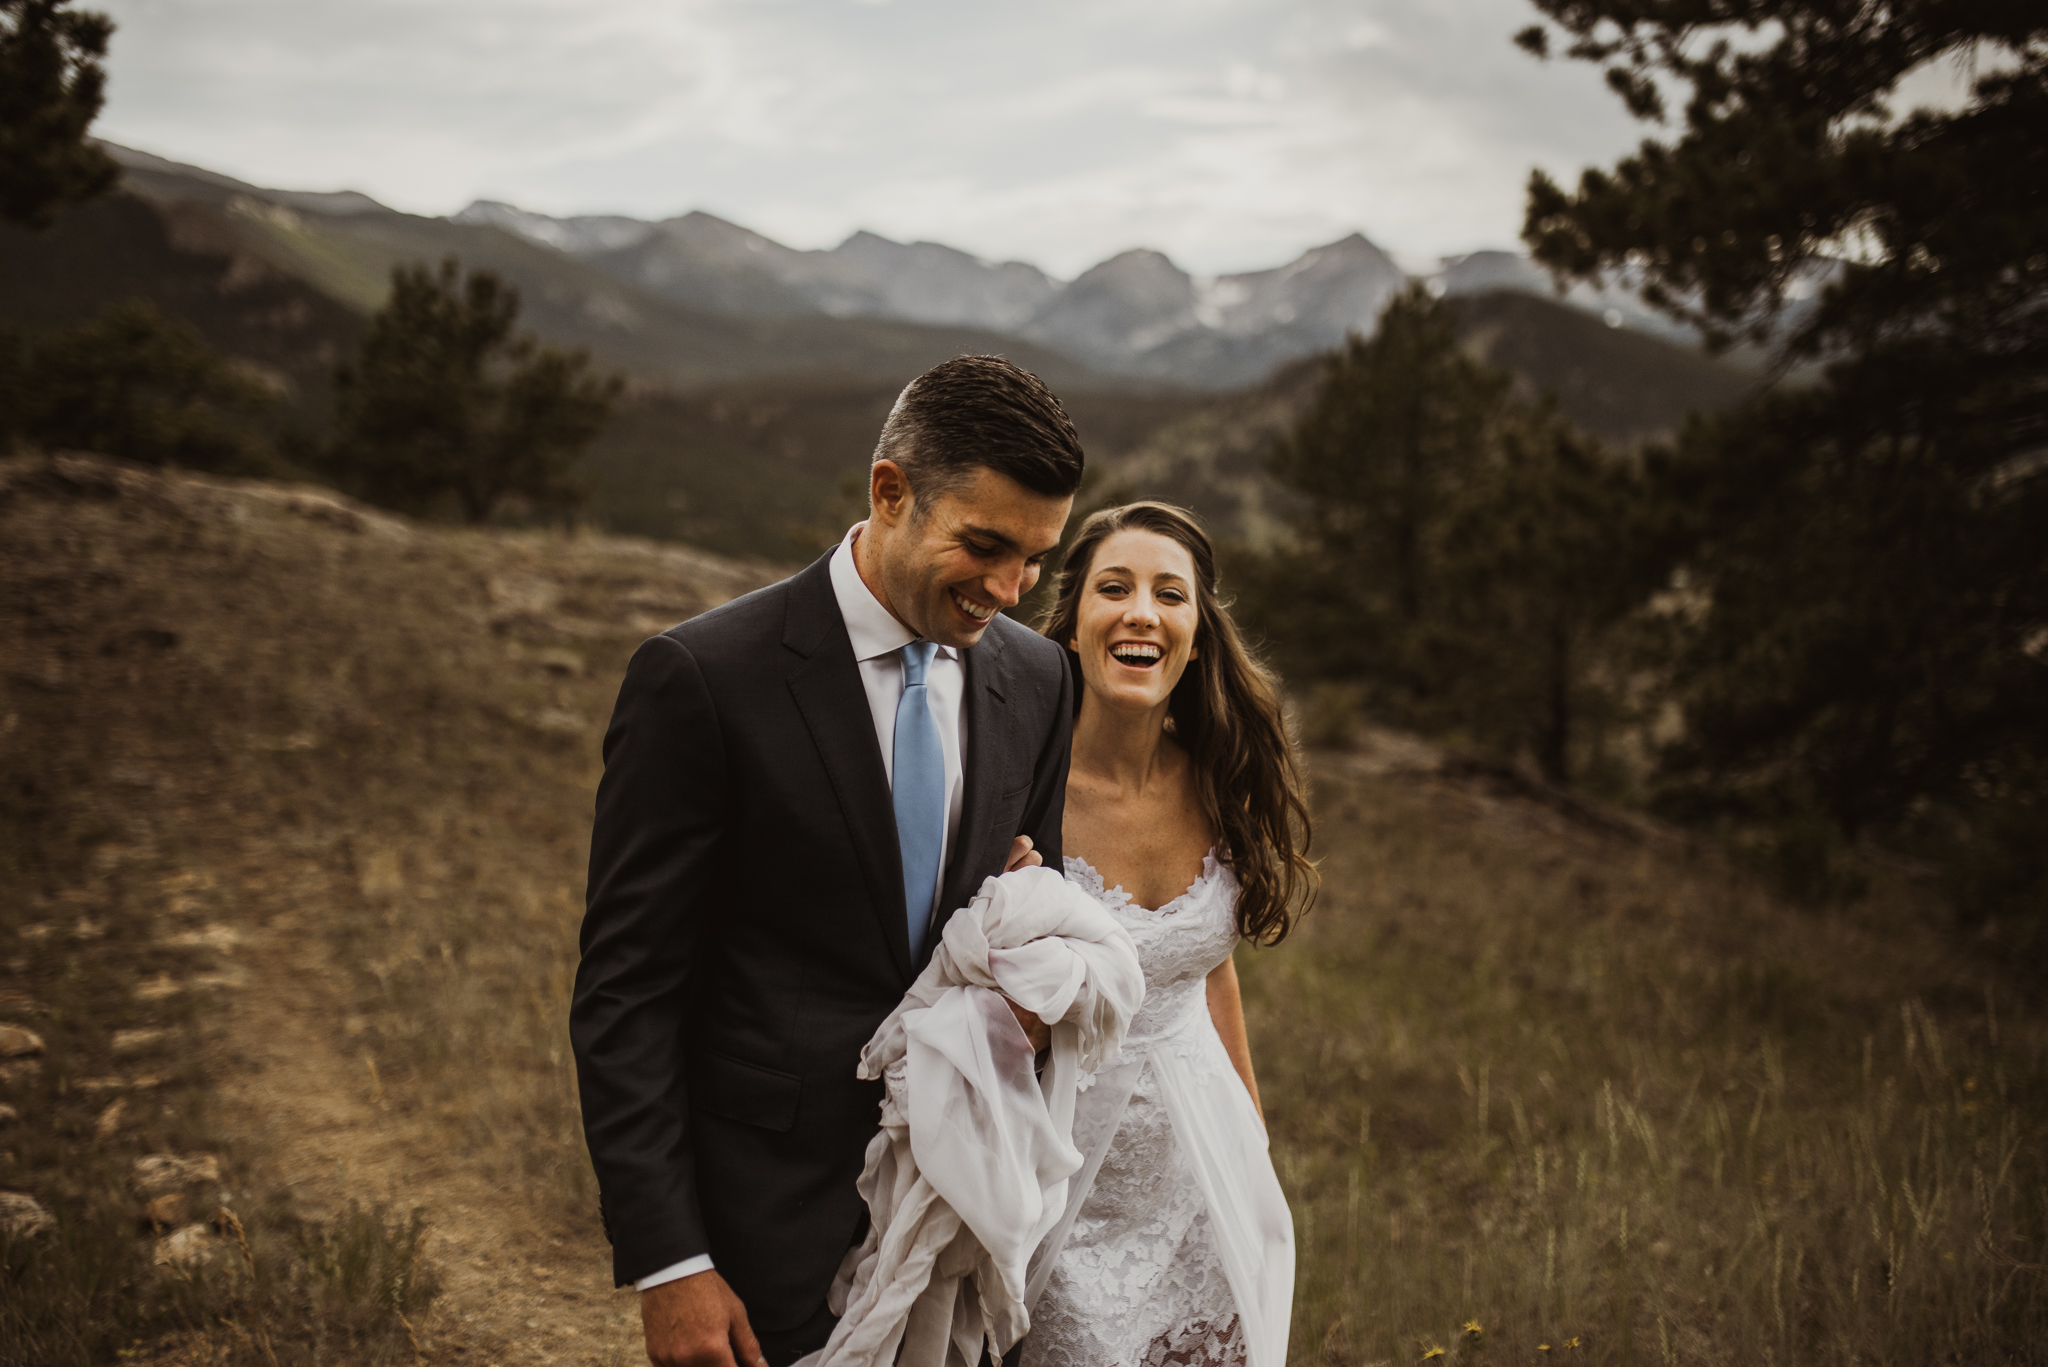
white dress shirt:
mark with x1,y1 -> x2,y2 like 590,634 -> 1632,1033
637,522 -> 969,1294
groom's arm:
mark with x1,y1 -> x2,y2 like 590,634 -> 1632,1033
1001,656 -> 1074,1054
1015,651 -> 1075,869
572,632 -> 728,1288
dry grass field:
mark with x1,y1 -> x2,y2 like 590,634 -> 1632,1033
1,453 -> 2041,1365
1246,747 -> 2045,1364
0,454 -> 778,1365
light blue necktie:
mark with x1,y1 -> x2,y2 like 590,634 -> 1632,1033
893,641 -> 946,963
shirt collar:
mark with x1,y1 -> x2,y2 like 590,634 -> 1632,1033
829,523 -> 961,665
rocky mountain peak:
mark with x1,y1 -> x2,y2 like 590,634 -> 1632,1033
1020,249 -> 1201,366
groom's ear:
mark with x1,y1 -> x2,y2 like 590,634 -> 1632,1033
869,459 -> 914,525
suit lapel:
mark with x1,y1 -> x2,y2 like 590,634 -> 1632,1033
783,556 -> 913,983
942,624 -> 1014,931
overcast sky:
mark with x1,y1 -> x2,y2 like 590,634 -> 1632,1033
92,0 -> 1656,278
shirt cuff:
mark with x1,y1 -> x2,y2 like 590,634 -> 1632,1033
636,1253 -> 715,1292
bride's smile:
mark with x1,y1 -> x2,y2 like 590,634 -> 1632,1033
1068,528 -> 1200,712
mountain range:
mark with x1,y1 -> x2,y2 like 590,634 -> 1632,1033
1,142 -> 1764,559
52,141 -> 1740,396
453,197 -> 1706,387
74,144 -> 1107,398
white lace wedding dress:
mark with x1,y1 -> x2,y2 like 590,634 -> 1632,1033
1018,852 -> 1294,1367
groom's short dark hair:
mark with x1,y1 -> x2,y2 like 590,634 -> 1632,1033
873,355 -> 1085,512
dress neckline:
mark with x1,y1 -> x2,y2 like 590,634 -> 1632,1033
1063,848 -> 1220,917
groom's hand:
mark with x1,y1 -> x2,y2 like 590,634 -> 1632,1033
1000,836 -> 1053,1051
641,1270 -> 767,1367
1004,834 -> 1043,872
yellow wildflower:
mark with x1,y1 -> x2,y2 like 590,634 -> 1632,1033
1422,1348 -> 1446,1361
1463,1320 -> 1484,1336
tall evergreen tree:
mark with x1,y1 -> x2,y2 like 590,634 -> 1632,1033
1440,401 -> 1656,785
1255,286 -> 1655,782
332,258 -> 623,524
1264,284 -> 1512,697
1517,1 -> 2048,907
0,0 -> 118,228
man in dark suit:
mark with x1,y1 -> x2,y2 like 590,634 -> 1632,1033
571,356 -> 1085,1367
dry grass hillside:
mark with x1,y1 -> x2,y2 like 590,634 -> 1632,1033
1251,743 -> 2045,1364
0,453 -> 781,1365
1,454 -> 2040,1366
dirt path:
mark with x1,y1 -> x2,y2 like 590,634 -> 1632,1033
213,860 -> 646,1367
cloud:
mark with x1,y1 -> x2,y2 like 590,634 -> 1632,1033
91,0 -> 1648,275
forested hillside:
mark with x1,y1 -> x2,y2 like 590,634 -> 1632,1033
0,146 -> 1764,559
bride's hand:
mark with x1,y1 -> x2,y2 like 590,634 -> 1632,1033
1005,834 -> 1043,871
1006,997 -> 1052,1052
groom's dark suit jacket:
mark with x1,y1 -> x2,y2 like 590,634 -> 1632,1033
571,549 -> 1074,1329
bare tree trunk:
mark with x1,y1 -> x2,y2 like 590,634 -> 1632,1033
458,475 -> 494,525
1538,616 -> 1572,785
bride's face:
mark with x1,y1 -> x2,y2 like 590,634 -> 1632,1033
1069,529 -> 1200,715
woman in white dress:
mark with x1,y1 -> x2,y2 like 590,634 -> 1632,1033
1021,502 -> 1317,1367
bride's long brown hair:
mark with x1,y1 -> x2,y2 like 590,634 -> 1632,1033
1039,501 -> 1317,945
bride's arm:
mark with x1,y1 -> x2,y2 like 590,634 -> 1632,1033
1205,957 -> 1263,1122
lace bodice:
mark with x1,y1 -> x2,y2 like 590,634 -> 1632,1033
1022,852 -> 1254,1367
1061,850 -> 1240,1051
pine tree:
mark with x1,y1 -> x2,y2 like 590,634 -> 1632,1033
0,0 -> 118,228
1440,401 -> 1655,785
1517,1 -> 2048,912
11,300 -> 274,470
332,257 -> 623,524
1256,286 -> 1656,783
1263,284 -> 1512,700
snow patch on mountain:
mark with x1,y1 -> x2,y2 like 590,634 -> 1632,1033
454,201 -> 655,254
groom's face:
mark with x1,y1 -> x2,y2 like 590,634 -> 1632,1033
869,461 -> 1072,650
